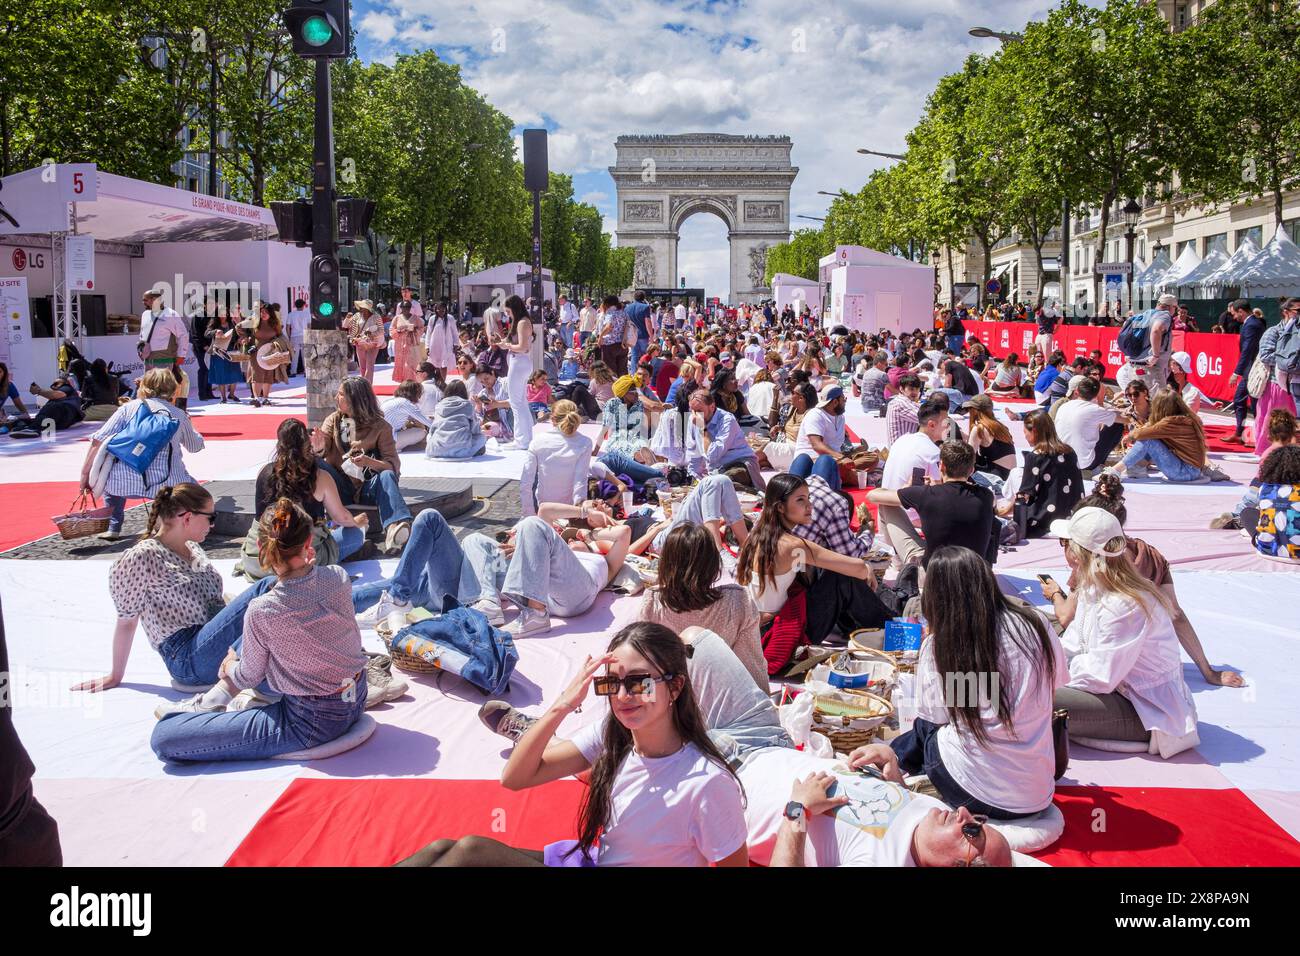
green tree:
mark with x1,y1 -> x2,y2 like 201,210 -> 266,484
765,227 -> 827,282
1014,0 -> 1181,307
1180,0 -> 1300,228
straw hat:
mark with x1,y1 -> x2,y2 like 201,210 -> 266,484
354,299 -> 375,313
256,342 -> 292,371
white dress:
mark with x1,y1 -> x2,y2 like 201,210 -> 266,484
425,313 -> 459,370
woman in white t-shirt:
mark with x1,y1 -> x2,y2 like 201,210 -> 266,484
892,545 -> 1066,819
397,622 -> 749,867
1168,351 -> 1222,416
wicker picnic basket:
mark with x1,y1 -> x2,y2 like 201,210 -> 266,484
375,618 -> 440,675
849,629 -> 918,673
52,493 -> 113,540
811,690 -> 895,754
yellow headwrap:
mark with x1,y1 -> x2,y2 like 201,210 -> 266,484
612,375 -> 638,398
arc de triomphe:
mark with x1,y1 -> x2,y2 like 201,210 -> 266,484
609,134 -> 797,304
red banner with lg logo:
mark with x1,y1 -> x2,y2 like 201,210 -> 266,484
974,321 -> 1240,401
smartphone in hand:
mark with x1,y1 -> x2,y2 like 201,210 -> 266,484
911,466 -> 926,486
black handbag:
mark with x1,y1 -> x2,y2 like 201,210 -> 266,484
1053,708 -> 1070,780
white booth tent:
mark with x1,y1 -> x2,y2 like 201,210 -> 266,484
1195,235 -> 1261,293
771,272 -> 821,318
817,245 -> 935,336
457,263 -> 556,318
1154,244 -> 1203,291
1174,247 -> 1230,299
0,163 -> 307,387
1135,249 -> 1172,289
1234,228 -> 1300,297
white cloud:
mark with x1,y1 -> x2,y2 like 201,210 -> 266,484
358,0 -> 1063,300
580,191 -> 609,205
358,11 -> 399,45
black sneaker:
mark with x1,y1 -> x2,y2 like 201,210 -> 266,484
478,700 -> 537,742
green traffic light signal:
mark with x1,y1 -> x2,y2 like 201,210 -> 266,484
301,15 -> 335,47
318,301 -> 335,317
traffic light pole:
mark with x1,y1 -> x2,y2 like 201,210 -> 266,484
531,189 -> 543,350
303,55 -> 347,429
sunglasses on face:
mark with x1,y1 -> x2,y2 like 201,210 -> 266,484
185,510 -> 217,525
592,672 -> 676,697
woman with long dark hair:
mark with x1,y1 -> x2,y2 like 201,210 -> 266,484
499,294 -> 535,450
246,418 -> 369,574
1012,410 -> 1083,538
397,622 -> 748,867
205,307 -> 246,403
636,522 -> 766,688
248,301 -> 290,406
892,546 -> 1065,819
310,376 -> 413,554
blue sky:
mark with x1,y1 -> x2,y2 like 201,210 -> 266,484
350,0 -> 1065,299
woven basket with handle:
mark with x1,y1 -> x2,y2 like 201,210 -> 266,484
811,690 -> 895,754
52,493 -> 113,540
376,618 -> 440,675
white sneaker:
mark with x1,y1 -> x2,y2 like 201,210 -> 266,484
154,692 -> 225,720
356,590 -> 413,630
384,520 -> 412,555
98,529 -> 122,541
470,598 -> 506,626
504,606 -> 551,638
365,674 -> 409,709
228,688 -> 281,712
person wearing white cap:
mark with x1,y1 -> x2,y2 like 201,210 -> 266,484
1167,351 -> 1221,416
1043,507 -> 1200,759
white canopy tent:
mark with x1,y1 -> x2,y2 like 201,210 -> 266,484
1134,249 -> 1172,288
0,163 -> 304,386
1155,244 -> 1203,291
817,245 -> 934,335
1235,228 -> 1300,297
456,262 -> 556,318
1195,235 -> 1261,293
1175,248 -> 1230,299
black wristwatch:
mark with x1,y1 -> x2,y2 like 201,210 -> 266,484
783,801 -> 806,822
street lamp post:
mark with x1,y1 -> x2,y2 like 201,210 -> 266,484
856,148 -> 906,161
798,215 -> 826,222
1123,198 -> 1142,316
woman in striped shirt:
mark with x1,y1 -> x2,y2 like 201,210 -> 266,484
78,368 -> 205,542
151,498 -> 368,761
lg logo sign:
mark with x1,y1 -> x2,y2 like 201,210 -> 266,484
1197,352 -> 1221,377
11,248 -> 44,270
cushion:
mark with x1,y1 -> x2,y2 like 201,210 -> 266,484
1072,735 -> 1149,753
271,714 -> 377,760
989,803 -> 1065,853
1012,851 -> 1051,867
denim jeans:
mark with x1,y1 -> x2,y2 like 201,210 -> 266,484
653,474 -> 742,551
105,494 -> 127,533
933,387 -> 971,412
890,717 -> 1038,820
465,517 -> 605,617
319,460 -> 413,530
599,449 -> 662,486
790,452 -> 841,491
946,334 -> 965,354
151,678 -> 367,763
156,576 -> 278,685
630,339 -> 647,375
333,524 -> 365,562
1122,438 -> 1206,482
352,508 -> 481,613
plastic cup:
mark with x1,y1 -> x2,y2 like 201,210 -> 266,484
856,470 -> 869,489
622,491 -> 634,515
656,489 -> 671,516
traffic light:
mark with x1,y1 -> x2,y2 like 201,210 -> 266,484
284,0 -> 350,59
336,197 -> 376,246
311,253 -> 341,326
269,199 -> 312,246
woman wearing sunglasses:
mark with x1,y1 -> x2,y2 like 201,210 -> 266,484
398,622 -> 749,867
72,483 -> 278,694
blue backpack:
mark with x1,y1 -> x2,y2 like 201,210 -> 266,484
1117,309 -> 1160,361
107,399 -> 179,481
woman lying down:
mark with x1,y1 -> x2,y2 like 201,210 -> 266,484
403,622 -> 1013,867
